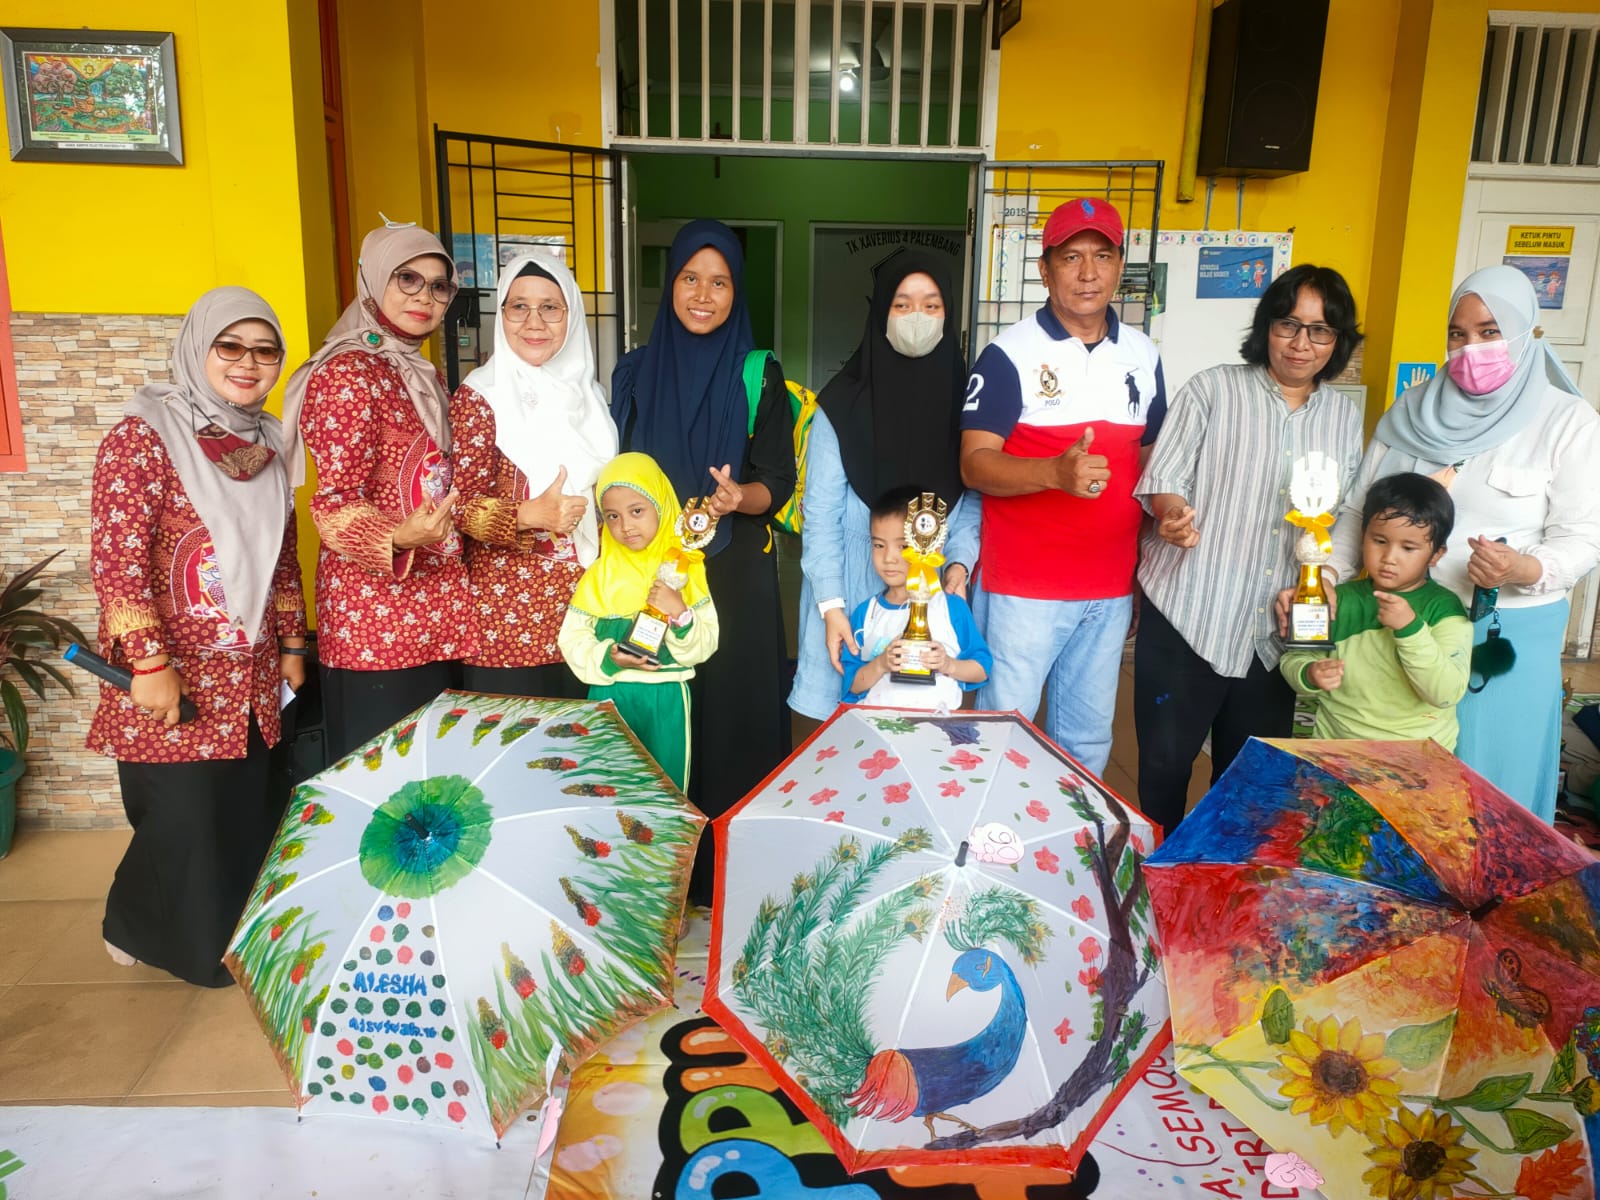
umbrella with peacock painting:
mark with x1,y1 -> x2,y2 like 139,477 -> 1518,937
703,706 -> 1171,1173
224,691 -> 704,1140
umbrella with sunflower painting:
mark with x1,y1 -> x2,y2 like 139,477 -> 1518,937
704,706 -> 1170,1174
224,691 -> 704,1140
1143,737 -> 1600,1200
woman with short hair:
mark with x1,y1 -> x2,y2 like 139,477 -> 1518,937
1133,264 -> 1366,834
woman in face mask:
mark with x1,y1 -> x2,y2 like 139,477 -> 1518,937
788,251 -> 981,726
1326,265 -> 1600,819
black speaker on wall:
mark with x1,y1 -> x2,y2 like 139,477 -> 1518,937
1197,0 -> 1331,177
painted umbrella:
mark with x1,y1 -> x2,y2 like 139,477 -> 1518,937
704,706 -> 1171,1173
226,691 -> 705,1139
1144,738 -> 1600,1200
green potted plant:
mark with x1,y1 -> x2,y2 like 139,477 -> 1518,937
1,550 -> 88,857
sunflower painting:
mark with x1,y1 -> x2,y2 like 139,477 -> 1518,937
225,692 -> 705,1139
1145,739 -> 1600,1200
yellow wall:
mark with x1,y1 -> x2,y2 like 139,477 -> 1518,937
0,1 -> 334,358
993,0 -> 1404,403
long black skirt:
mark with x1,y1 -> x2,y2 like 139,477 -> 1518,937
104,714 -> 283,988
687,518 -> 791,904
320,661 -> 456,763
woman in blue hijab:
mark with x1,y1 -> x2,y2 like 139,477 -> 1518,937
612,220 -> 795,898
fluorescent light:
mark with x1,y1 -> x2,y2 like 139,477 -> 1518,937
840,70 -> 857,93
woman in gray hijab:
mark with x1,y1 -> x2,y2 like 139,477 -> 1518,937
86,286 -> 308,986
1326,265 -> 1600,819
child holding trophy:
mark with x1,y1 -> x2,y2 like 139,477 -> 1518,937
1279,473 -> 1471,747
558,453 -> 719,789
840,488 -> 991,710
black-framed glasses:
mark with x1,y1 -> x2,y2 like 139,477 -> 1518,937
1269,317 -> 1338,346
502,300 -> 568,325
211,339 -> 285,366
391,267 -> 459,305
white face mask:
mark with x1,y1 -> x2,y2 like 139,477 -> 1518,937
886,311 -> 943,358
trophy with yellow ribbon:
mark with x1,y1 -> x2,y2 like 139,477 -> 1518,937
1283,451 -> 1341,650
890,493 -> 949,686
620,497 -> 718,664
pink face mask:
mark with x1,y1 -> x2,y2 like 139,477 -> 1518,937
1446,339 -> 1517,394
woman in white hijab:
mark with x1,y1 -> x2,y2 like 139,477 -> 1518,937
1327,265 -> 1600,819
450,248 -> 618,696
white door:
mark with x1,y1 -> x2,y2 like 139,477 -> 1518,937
1455,174 -> 1600,655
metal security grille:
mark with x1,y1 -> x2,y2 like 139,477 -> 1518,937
968,161 -> 1165,361
609,0 -> 988,153
1473,13 -> 1600,168
433,130 -> 624,391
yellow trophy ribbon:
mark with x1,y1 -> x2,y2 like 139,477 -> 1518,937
1284,509 -> 1335,554
901,546 -> 946,596
666,545 -> 705,575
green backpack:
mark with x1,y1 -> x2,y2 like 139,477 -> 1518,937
740,350 -> 816,536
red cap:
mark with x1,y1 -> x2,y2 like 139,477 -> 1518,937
1042,198 -> 1125,251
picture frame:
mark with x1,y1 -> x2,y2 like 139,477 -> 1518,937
1,27 -> 182,165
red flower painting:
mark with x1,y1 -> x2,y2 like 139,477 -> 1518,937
860,749 -> 900,780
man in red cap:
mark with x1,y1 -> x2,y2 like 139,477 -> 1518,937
959,197 -> 1166,773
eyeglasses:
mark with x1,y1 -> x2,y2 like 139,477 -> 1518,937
502,301 -> 568,325
391,267 -> 459,305
1269,317 -> 1338,346
211,340 -> 285,366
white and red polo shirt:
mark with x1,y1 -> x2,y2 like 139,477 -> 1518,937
962,306 -> 1166,600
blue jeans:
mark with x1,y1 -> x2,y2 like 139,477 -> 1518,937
975,590 -> 1132,774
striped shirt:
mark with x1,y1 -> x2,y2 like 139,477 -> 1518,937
1134,364 -> 1364,677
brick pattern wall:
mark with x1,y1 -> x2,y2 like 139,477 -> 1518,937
6,312 -> 182,829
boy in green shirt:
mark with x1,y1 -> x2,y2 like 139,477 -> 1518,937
1281,473 -> 1471,749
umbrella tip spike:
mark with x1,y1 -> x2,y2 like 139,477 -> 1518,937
955,840 -> 969,868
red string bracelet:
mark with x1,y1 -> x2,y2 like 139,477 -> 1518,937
129,661 -> 170,676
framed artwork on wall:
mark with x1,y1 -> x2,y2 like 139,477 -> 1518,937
1,27 -> 182,165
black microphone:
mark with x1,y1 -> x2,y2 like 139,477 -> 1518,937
63,643 -> 199,723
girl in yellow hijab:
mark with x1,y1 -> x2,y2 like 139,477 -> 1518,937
560,453 -> 719,789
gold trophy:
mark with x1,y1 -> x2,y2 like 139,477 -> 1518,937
1283,451 -> 1341,650
620,497 -> 718,664
890,493 -> 949,686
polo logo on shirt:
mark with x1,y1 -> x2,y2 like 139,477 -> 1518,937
1037,363 -> 1061,404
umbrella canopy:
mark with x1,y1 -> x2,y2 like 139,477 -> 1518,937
1144,738 -> 1600,1200
704,706 -> 1170,1173
226,691 -> 705,1139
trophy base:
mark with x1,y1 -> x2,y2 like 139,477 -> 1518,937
617,640 -> 662,665
889,668 -> 936,686
1281,637 -> 1335,651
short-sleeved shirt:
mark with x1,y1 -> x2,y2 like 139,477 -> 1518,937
962,306 -> 1166,600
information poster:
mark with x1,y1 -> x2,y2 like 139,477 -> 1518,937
1196,246 -> 1274,299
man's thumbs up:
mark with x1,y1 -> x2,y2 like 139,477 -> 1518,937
1054,425 -> 1111,498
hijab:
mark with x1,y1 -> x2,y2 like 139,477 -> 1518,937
280,222 -> 459,486
1376,264 -> 1582,469
611,220 -> 754,555
815,250 -> 966,507
569,452 -> 710,619
123,287 -> 290,644
460,250 -> 618,566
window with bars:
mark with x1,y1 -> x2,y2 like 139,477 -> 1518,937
1473,14 -> 1600,168
610,0 -> 988,152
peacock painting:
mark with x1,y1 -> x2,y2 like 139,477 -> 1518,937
845,945 -> 1029,1139
704,707 -> 1170,1173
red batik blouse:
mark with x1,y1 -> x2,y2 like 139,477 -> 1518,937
301,350 -> 479,670
87,417 -> 307,763
450,384 -> 585,669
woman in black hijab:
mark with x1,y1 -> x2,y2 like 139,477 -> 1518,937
788,250 -> 979,723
